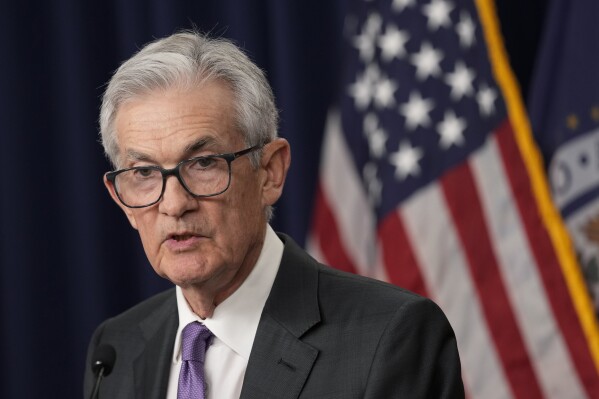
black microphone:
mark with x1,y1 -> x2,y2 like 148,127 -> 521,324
90,344 -> 116,399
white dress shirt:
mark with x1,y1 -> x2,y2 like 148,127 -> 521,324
166,225 -> 283,399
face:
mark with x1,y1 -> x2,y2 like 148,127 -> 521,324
105,81 -> 290,300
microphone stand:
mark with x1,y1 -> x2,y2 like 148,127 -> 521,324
90,365 -> 106,399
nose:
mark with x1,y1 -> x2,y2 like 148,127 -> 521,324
158,175 -> 197,217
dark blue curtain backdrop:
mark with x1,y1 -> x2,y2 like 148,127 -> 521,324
0,1 -> 545,398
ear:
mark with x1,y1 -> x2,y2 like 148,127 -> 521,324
260,138 -> 291,207
104,174 -> 139,230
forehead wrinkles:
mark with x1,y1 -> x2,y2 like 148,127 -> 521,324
124,136 -> 218,165
119,100 -> 229,132
115,99 -> 243,168
114,83 -> 240,163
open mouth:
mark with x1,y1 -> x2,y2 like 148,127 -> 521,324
164,233 -> 202,250
172,234 -> 194,241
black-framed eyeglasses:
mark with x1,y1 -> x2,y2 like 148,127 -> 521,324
106,145 -> 262,208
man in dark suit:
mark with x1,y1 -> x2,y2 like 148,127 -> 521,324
84,31 -> 464,398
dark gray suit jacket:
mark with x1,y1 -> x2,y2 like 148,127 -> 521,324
84,234 -> 464,398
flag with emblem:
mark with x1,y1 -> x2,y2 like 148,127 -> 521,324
528,1 -> 599,318
307,0 -> 599,397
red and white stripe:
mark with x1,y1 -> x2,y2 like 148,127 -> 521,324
308,110 -> 595,398
308,109 -> 388,281
399,182 -> 513,398
471,123 -> 585,398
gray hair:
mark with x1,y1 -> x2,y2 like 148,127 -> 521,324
99,31 -> 279,220
100,30 -> 278,168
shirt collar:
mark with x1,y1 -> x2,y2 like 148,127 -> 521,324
172,225 -> 283,362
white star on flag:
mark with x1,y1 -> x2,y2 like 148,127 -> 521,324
476,83 -> 497,116
392,0 -> 416,13
437,110 -> 467,148
456,11 -> 476,48
363,113 -> 389,158
348,64 -> 381,110
410,42 -> 444,81
389,140 -> 423,180
399,91 -> 435,130
377,24 -> 410,62
422,0 -> 454,31
363,162 -> 383,205
444,61 -> 475,100
373,75 -> 399,108
352,13 -> 383,62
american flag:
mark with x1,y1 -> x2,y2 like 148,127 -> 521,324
307,0 -> 599,397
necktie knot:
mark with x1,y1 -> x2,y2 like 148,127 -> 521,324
181,322 -> 213,362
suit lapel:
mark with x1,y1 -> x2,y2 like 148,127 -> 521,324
133,290 -> 178,399
241,235 -> 321,399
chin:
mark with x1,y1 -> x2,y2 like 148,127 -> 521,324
164,271 -> 207,287
158,257 -> 214,285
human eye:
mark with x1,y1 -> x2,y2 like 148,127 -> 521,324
190,156 -> 217,170
133,167 -> 157,179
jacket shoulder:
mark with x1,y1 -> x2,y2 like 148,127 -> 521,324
281,233 -> 426,305
106,288 -> 175,327
316,261 -> 437,321
94,288 -> 176,338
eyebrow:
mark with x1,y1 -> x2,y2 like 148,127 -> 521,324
123,137 -> 218,165
183,137 -> 216,155
125,149 -> 154,164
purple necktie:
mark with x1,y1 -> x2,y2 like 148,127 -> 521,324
177,322 -> 213,399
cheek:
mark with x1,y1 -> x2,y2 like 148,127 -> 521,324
132,214 -> 160,256
211,187 -> 262,243
228,190 -> 262,227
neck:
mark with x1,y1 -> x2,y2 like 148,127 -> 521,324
180,288 -> 218,319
